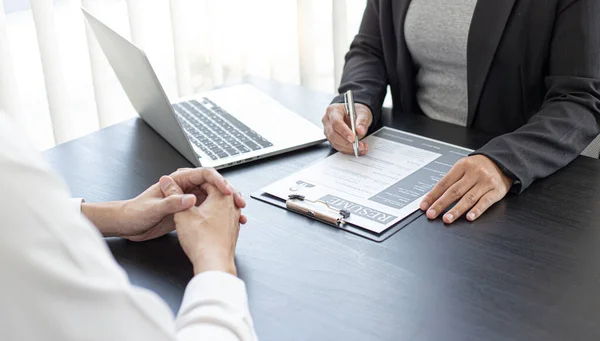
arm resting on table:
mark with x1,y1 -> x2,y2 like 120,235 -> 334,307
473,0 -> 600,193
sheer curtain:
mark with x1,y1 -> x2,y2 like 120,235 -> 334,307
1,0 -> 367,149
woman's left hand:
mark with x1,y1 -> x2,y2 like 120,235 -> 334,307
419,155 -> 513,224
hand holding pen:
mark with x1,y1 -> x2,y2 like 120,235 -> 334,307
321,91 -> 373,156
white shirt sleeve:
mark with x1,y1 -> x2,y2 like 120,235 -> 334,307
0,114 -> 258,341
70,197 -> 84,213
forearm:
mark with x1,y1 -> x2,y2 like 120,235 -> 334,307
334,51 -> 388,118
81,201 -> 127,237
190,249 -> 237,277
474,98 -> 600,193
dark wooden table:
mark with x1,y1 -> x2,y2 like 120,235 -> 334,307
45,77 -> 600,341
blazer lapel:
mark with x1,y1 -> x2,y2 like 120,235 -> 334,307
467,0 -> 517,126
394,0 -> 417,116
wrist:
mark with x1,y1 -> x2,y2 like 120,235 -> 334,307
191,249 -> 237,276
81,201 -> 128,237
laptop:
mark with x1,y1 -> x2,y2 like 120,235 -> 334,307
83,9 -> 325,169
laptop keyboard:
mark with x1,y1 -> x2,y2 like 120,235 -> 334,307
173,98 -> 273,161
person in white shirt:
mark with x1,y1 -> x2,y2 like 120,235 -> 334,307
0,112 -> 258,341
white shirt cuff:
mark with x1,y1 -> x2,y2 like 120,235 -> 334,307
176,271 -> 256,340
178,271 -> 250,318
70,198 -> 84,214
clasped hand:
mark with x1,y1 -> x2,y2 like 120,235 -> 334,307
85,167 -> 246,241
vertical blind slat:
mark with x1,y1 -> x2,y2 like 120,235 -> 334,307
332,0 -> 348,91
169,0 -> 191,96
205,0 -> 224,86
30,0 -> 72,144
81,1 -> 121,128
296,0 -> 320,89
125,0 -> 144,47
267,1 -> 300,85
0,2 -> 22,122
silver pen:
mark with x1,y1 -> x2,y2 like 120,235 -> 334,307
344,90 -> 360,158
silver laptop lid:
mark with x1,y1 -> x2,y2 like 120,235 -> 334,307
82,8 -> 200,167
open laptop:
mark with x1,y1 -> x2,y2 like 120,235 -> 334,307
83,9 -> 325,169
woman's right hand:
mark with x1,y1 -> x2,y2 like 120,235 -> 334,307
159,176 -> 241,276
321,103 -> 373,155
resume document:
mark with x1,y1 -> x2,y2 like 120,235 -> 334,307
262,127 -> 472,233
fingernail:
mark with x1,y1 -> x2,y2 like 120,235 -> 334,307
181,194 -> 195,206
445,213 -> 454,223
358,124 -> 366,135
347,135 -> 355,143
420,201 -> 429,210
160,178 -> 171,191
427,209 -> 437,219
468,212 -> 476,221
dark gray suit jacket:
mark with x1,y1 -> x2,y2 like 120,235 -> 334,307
332,0 -> 600,193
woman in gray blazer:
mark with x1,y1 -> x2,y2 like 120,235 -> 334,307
323,0 -> 600,224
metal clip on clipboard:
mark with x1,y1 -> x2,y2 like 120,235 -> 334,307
286,194 -> 351,227
252,190 -> 424,242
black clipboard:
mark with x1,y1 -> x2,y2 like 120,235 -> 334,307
251,191 -> 424,242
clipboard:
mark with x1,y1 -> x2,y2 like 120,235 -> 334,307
251,191 -> 424,242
